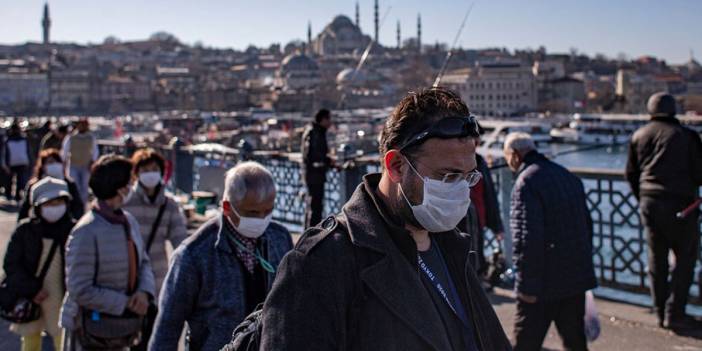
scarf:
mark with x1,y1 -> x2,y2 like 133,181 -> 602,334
223,215 -> 258,275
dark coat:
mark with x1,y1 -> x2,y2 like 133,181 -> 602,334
149,215 -> 293,351
18,177 -> 84,221
301,122 -> 331,185
260,174 -> 511,351
2,215 -> 75,300
510,151 -> 597,300
476,154 -> 504,234
625,116 -> 702,201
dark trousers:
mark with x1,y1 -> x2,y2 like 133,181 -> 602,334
305,181 -> 325,229
640,195 -> 700,321
514,293 -> 587,351
8,165 -> 28,201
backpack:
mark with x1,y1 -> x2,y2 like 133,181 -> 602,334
220,304 -> 264,351
220,214 -> 362,351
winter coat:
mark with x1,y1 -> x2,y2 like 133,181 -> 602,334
510,151 -> 597,300
260,173 -> 512,351
149,215 -> 292,351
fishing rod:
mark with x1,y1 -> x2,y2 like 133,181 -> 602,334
677,198 -> 702,219
432,2 -> 476,88
337,5 -> 393,109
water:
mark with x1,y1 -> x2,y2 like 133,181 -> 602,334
547,144 -> 629,170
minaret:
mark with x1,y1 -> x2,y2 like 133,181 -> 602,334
417,13 -> 422,54
307,21 -> 312,48
374,0 -> 379,42
42,2 -> 51,45
355,1 -> 360,28
396,20 -> 401,49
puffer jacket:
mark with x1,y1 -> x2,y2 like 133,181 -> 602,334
510,151 -> 597,300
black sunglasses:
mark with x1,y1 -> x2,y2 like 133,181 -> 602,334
399,116 -> 481,151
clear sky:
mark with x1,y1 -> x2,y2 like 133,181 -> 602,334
2,0 -> 700,64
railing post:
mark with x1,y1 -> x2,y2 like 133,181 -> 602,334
497,166 -> 514,267
336,143 -> 357,203
169,137 -> 193,194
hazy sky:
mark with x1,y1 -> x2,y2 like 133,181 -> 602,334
2,0 -> 700,64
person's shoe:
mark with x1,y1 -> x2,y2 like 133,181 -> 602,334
663,314 -> 702,330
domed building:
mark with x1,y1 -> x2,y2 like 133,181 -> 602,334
276,52 -> 321,91
312,15 -> 372,56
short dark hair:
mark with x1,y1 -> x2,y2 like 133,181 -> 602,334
33,148 -> 63,179
314,109 -> 331,123
131,148 -> 166,176
379,87 -> 470,156
89,154 -> 133,200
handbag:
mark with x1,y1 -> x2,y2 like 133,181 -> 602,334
77,222 -> 144,350
0,238 -> 59,323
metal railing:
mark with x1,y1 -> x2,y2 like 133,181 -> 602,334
98,140 -> 702,304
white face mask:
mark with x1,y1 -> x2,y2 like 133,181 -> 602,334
44,163 -> 64,179
139,171 -> 162,189
41,203 -> 66,223
229,207 -> 272,239
399,158 -> 472,233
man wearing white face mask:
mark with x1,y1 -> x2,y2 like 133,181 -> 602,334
150,161 -> 293,351
259,88 -> 510,351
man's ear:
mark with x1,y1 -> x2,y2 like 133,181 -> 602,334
221,200 -> 231,214
384,150 -> 404,183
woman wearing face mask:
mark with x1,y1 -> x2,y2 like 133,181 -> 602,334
18,148 -> 84,222
3,177 -> 76,351
60,154 -> 155,351
122,148 -> 188,351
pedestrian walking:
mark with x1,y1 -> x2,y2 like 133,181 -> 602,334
149,162 -> 292,351
503,132 -> 596,351
2,177 -> 76,351
60,155 -> 155,351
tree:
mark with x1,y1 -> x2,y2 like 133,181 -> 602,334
149,32 -> 180,43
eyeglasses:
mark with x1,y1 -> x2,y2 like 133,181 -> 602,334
405,156 -> 483,186
399,116 -> 481,151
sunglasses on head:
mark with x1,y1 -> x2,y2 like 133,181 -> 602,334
399,116 -> 481,151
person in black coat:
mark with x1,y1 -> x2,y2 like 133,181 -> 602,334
625,92 -> 702,330
504,132 -> 596,351
3,177 -> 76,350
301,108 -> 334,228
261,88 -> 511,351
18,148 -> 84,222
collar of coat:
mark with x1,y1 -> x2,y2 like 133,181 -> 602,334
338,173 -> 490,351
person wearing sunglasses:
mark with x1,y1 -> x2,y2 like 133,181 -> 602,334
150,161 -> 293,351
260,87 -> 510,351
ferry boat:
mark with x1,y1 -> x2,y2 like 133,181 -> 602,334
550,113 -> 702,145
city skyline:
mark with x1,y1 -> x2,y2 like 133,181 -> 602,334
2,0 -> 701,64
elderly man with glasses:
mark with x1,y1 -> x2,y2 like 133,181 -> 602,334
259,87 -> 511,351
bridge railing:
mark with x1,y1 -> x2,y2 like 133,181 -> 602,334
98,140 -> 701,304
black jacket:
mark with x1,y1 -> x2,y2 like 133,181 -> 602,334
17,178 -> 84,222
510,151 -> 597,300
260,174 -> 511,351
301,122 -> 331,185
626,116 -> 702,200
477,154 -> 503,233
2,215 -> 75,299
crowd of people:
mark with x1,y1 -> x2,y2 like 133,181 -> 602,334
0,88 -> 700,351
